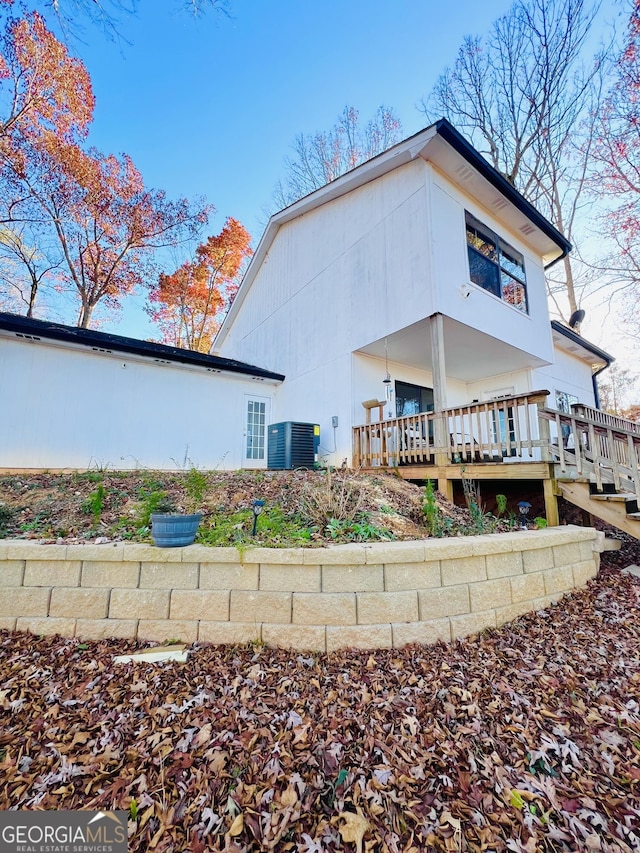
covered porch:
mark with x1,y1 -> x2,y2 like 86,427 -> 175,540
352,311 -> 557,507
353,388 -> 558,520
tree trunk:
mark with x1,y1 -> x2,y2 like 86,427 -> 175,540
77,304 -> 92,328
563,254 -> 579,321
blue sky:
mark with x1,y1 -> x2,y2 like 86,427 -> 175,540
62,0 -> 633,390
71,0 -> 517,337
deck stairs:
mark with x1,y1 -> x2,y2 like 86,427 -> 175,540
556,479 -> 640,539
540,404 -> 640,539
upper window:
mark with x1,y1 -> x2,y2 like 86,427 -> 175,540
465,212 -> 528,314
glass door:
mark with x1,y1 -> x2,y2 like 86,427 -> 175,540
395,381 -> 434,417
243,395 -> 270,468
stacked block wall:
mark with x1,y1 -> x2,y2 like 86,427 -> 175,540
0,527 -> 601,651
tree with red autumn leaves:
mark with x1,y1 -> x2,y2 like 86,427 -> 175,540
148,217 -> 252,353
0,11 -> 209,326
0,11 -> 94,151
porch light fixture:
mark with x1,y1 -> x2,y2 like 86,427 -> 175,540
252,499 -> 265,536
517,501 -> 531,530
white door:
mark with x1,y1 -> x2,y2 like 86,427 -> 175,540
242,395 -> 270,468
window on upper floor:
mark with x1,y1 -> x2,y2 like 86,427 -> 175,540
465,212 -> 528,314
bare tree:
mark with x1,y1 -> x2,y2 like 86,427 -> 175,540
0,0 -> 230,42
597,364 -> 638,414
0,224 -> 61,317
421,0 -> 607,322
272,106 -> 403,209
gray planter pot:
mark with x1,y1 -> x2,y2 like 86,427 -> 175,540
150,513 -> 202,548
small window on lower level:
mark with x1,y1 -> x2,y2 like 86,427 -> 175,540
556,391 -> 579,413
465,212 -> 528,313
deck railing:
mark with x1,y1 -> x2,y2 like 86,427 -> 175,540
540,407 -> 640,497
353,390 -> 550,468
571,403 -> 640,436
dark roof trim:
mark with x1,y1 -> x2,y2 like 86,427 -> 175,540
551,319 -> 614,365
434,120 -> 572,264
0,312 -> 285,381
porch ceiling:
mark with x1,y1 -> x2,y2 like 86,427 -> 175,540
356,317 -> 548,382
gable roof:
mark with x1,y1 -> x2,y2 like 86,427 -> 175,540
215,118 -> 572,352
0,312 -> 285,381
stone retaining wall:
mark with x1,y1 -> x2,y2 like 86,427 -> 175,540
0,527 -> 603,651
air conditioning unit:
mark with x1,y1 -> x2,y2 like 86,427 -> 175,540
267,421 -> 320,470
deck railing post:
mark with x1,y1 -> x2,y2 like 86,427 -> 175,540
537,398 -> 551,462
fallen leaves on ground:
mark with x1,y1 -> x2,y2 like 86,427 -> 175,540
0,565 -> 639,852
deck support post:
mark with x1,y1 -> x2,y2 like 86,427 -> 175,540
429,313 -> 450,497
543,476 -> 560,527
536,397 -> 559,526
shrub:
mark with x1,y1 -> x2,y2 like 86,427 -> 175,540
300,469 -> 365,528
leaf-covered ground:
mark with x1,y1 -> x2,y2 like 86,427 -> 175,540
1,561 -> 639,852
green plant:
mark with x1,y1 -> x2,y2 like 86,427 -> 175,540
534,517 -> 548,529
129,797 -> 138,821
19,512 -> 50,534
461,474 -> 500,534
197,506 -> 312,547
137,490 -> 173,527
0,504 -> 14,536
73,471 -> 104,484
81,482 -> 105,526
184,466 -> 208,513
326,515 -> 395,542
422,480 -> 441,536
496,493 -> 508,516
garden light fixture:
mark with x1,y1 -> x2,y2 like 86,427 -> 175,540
252,500 -> 265,536
517,501 -> 531,530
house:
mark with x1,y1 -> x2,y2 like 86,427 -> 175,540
213,119 -> 628,525
3,119 -> 638,533
0,312 -> 283,471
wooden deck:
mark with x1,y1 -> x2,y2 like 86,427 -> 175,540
352,391 -> 640,534
353,391 -> 550,470
360,460 -> 551,481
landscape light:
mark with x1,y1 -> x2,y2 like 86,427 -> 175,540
517,501 -> 531,530
252,500 -> 265,536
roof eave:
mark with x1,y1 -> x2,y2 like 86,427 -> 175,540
0,312 -> 285,382
551,319 -> 614,371
433,120 -> 572,265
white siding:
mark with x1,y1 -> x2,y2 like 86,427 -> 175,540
216,152 -> 569,467
533,347 -> 597,410
0,336 -> 278,470
220,160 -> 432,377
429,171 -> 554,365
